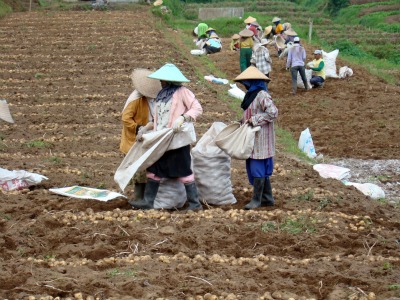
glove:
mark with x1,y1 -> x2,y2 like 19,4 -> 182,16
136,122 -> 154,142
143,122 -> 154,131
172,115 -> 185,133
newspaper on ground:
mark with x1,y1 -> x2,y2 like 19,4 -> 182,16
49,186 -> 126,201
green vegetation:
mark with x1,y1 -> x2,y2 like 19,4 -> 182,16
25,140 -> 53,148
0,212 -> 12,220
48,156 -> 61,164
261,216 -> 317,234
106,268 -> 136,278
388,284 -> 400,290
0,0 -> 12,17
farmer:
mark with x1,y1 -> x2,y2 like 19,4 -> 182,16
239,28 -> 254,72
205,27 -> 217,38
234,66 -> 278,209
193,23 -> 208,50
244,16 -> 262,42
272,17 -> 284,34
230,33 -> 240,51
203,33 -> 222,54
250,39 -> 272,90
283,28 -> 298,45
286,37 -> 309,95
263,25 -> 274,40
131,63 -> 203,211
119,69 -> 162,205
307,49 -> 326,88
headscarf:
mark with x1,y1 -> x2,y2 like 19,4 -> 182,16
155,82 -> 181,103
240,79 -> 267,111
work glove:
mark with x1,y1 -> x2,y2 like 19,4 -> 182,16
136,122 -> 153,142
172,115 -> 185,133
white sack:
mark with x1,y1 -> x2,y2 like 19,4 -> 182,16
344,182 -> 385,199
215,123 -> 260,160
339,66 -> 353,78
313,164 -> 351,181
192,122 -> 237,205
114,123 -> 196,192
322,49 -> 339,78
228,83 -> 245,100
297,69 -> 313,89
0,99 -> 15,123
0,168 -> 48,191
191,49 -> 206,56
298,128 -> 317,158
154,178 -> 186,209
49,186 -> 126,201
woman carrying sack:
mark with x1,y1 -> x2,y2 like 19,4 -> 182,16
119,69 -> 162,205
234,66 -> 278,209
130,63 -> 203,211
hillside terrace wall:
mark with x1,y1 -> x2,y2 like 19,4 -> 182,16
199,7 -> 244,20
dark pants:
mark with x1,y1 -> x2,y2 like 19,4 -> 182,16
240,48 -> 252,72
310,75 -> 325,87
203,45 -> 221,54
290,65 -> 308,93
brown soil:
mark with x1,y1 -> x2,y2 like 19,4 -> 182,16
0,7 -> 399,300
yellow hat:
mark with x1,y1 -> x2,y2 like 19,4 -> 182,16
244,16 -> 257,24
264,25 -> 273,35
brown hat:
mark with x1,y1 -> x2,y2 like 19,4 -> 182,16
244,16 -> 257,24
0,100 -> 14,123
239,28 -> 254,37
285,28 -> 297,36
264,25 -> 273,35
234,66 -> 270,81
232,33 -> 240,40
131,69 -> 162,99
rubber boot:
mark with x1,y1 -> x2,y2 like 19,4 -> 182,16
184,182 -> 203,211
130,179 -> 159,210
244,177 -> 264,210
261,177 -> 275,207
128,183 -> 145,206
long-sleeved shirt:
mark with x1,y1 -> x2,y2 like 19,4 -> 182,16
243,90 -> 278,159
240,37 -> 254,49
286,44 -> 306,68
153,86 -> 203,129
310,58 -> 326,79
251,45 -> 272,75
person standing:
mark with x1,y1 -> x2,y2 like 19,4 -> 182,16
120,69 -> 162,205
307,49 -> 326,88
286,36 -> 309,95
234,66 -> 278,209
130,63 -> 203,211
250,39 -> 272,90
239,28 -> 254,72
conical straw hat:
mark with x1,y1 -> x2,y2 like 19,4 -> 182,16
264,25 -> 272,35
131,69 -> 162,99
285,28 -> 297,36
239,28 -> 254,37
284,22 -> 291,30
234,66 -> 270,81
0,100 -> 15,123
232,33 -> 240,40
153,0 -> 163,6
275,35 -> 286,48
244,16 -> 257,24
205,27 -> 215,32
148,63 -> 190,83
272,17 -> 281,23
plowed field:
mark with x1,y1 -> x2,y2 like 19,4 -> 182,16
0,6 -> 399,300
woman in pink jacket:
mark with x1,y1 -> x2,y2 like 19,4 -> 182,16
131,63 -> 203,211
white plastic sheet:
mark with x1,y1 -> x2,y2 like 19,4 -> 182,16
344,182 -> 385,199
313,164 -> 351,181
49,186 -> 126,201
228,84 -> 246,100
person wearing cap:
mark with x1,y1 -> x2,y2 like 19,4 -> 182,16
307,50 -> 326,88
250,39 -> 272,90
130,63 -> 203,211
239,28 -> 254,72
234,66 -> 278,209
230,33 -> 240,51
286,36 -> 309,95
120,69 -> 162,204
203,33 -> 222,54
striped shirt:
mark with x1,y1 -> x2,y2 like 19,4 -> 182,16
243,90 -> 278,159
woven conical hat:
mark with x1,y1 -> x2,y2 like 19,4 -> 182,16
272,17 -> 281,23
244,16 -> 257,24
0,100 -> 15,123
148,63 -> 190,83
239,29 -> 254,37
131,69 -> 162,99
205,27 -> 215,32
264,25 -> 273,35
275,35 -> 286,48
153,0 -> 163,6
285,28 -> 297,36
232,33 -> 240,39
284,22 -> 291,30
234,66 -> 270,81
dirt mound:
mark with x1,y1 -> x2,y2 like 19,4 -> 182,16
0,7 -> 399,300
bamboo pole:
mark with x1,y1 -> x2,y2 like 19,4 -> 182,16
308,19 -> 313,43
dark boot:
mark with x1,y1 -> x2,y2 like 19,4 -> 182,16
245,177 -> 265,210
261,177 -> 275,207
130,179 -> 159,210
184,182 -> 203,211
128,183 -> 145,206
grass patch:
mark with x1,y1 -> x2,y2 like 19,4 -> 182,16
281,216 -> 317,234
25,140 -> 53,148
106,268 -> 136,278
0,0 -> 12,18
388,284 -> 400,290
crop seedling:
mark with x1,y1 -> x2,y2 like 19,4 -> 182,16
106,268 -> 136,278
25,140 -> 53,148
382,262 -> 393,271
388,284 -> 400,290
261,221 -> 277,233
296,190 -> 314,202
34,73 -> 45,79
280,216 -> 317,234
49,156 -> 61,164
87,44 -> 97,51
